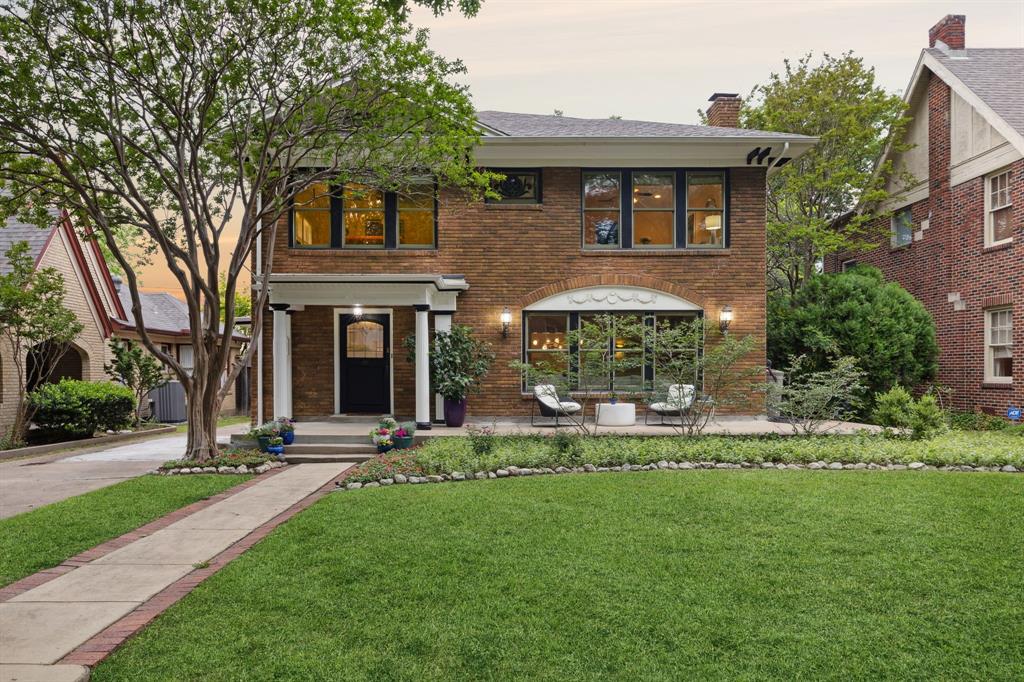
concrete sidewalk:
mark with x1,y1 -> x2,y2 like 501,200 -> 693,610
0,426 -> 241,519
0,463 -> 348,681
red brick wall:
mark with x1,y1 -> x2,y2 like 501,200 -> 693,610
827,71 -> 1023,414
255,167 -> 769,421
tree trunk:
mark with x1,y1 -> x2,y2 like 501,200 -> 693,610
184,370 -> 222,462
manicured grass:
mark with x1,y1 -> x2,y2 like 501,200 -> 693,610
175,415 -> 250,433
94,471 -> 1024,680
0,474 -> 248,586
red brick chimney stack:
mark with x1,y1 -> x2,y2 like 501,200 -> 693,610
929,14 -> 966,50
706,93 -> 741,128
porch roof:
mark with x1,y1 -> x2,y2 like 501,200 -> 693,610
266,273 -> 468,311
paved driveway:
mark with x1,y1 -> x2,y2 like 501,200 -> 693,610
0,428 -> 241,519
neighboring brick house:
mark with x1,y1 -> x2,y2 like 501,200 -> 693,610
0,213 -> 247,435
827,15 -> 1022,416
254,97 -> 816,426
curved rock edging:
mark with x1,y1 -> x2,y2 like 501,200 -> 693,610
335,459 -> 1021,490
153,460 -> 288,476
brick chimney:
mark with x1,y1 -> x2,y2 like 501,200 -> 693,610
706,93 -> 741,128
929,14 -> 966,50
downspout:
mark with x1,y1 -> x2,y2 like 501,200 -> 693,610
255,194 -> 263,424
766,142 -> 790,177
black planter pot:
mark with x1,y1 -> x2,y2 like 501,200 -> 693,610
443,398 -> 468,427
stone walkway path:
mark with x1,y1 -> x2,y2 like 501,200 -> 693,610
0,463 -> 349,681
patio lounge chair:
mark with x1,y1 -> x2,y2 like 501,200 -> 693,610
645,384 -> 695,425
531,384 -> 582,427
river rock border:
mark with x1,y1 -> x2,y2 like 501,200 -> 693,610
335,460 -> 1021,491
153,460 -> 288,476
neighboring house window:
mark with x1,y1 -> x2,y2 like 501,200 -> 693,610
290,180 -> 436,250
487,170 -> 541,204
841,258 -> 859,272
986,169 -> 1013,246
178,344 -> 194,377
632,173 -> 675,248
583,172 -> 621,247
985,308 -> 1013,383
523,311 -> 699,390
686,173 -> 725,248
891,207 -> 913,247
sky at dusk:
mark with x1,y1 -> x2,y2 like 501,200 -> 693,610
140,0 -> 1024,296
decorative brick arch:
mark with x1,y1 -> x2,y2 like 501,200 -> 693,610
521,274 -> 706,310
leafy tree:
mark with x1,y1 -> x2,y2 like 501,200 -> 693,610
739,52 -> 913,295
105,339 -> 168,427
0,0 -> 488,461
429,325 -> 494,403
768,266 -> 937,411
218,273 -> 251,324
0,241 -> 83,446
766,354 -> 866,435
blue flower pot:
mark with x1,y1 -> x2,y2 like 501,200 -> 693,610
256,435 -> 271,452
267,444 -> 284,456
282,431 -> 295,446
377,444 -> 393,454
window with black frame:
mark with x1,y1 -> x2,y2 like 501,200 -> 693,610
489,170 -> 541,204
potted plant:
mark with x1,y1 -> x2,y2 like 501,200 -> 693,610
393,422 -> 416,449
370,417 -> 398,453
249,421 -> 280,452
266,436 -> 285,457
609,392 -> 619,405
276,417 -> 295,445
431,325 -> 494,427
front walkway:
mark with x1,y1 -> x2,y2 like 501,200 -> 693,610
0,463 -> 349,681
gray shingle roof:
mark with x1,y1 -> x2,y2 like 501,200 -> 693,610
477,110 -> 814,140
116,286 -> 190,334
928,48 -> 1024,138
0,212 -> 59,275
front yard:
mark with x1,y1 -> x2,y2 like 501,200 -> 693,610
94,469 -> 1024,680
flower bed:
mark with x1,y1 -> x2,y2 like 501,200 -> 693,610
159,448 -> 286,475
336,432 -> 1024,489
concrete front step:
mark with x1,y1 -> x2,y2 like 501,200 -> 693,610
284,444 -> 375,455
284,453 -> 374,464
231,434 -> 427,447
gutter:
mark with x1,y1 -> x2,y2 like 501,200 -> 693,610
256,193 -> 264,424
766,142 -> 791,177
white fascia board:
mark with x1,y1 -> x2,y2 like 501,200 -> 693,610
474,137 -> 817,168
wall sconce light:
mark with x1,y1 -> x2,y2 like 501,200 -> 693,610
719,304 -> 733,334
353,304 -> 363,318
500,306 -> 512,338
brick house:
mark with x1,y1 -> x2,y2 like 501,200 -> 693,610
255,98 -> 816,427
827,16 -> 1022,415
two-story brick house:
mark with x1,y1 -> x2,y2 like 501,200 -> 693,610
828,16 -> 1022,416
254,97 -> 816,427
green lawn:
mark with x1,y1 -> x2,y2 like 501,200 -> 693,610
175,415 -> 250,433
94,471 -> 1024,680
0,474 -> 248,586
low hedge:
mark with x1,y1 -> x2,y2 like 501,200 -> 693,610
29,379 -> 135,438
341,432 -> 1024,483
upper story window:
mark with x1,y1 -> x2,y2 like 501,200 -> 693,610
841,258 -> 859,272
583,170 -> 727,250
891,207 -> 913,248
290,179 -> 436,250
488,170 -> 541,204
986,169 -> 1013,247
985,307 -> 1013,383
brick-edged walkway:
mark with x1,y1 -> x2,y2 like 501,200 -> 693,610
0,463 -> 349,680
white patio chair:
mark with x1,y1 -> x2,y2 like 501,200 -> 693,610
531,384 -> 582,427
645,384 -> 695,425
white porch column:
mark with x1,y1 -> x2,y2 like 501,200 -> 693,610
433,312 -> 453,422
414,304 -> 431,429
272,304 -> 292,418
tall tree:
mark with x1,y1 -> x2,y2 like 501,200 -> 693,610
0,0 -> 489,461
0,241 -> 83,446
740,52 -> 912,296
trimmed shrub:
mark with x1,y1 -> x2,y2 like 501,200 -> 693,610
872,387 -> 946,440
769,267 -> 938,414
948,411 -> 1009,432
30,379 -> 135,438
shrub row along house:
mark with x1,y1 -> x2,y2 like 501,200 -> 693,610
253,97 -> 816,426
829,15 -> 1022,415
0,212 -> 247,435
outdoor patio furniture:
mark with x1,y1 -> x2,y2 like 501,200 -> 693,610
531,384 -> 583,427
596,401 -> 636,426
645,384 -> 695,425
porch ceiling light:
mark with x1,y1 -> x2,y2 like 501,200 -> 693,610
501,306 -> 512,338
353,304 -> 363,318
719,305 -> 733,335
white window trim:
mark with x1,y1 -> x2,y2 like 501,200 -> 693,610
984,307 -> 1013,384
984,167 -> 1013,247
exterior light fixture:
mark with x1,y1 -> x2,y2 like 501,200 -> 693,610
500,306 -> 512,338
719,305 -> 733,334
353,304 -> 363,318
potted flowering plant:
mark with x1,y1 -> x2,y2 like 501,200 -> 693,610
276,417 -> 296,445
370,417 -> 398,454
267,436 -> 285,457
392,422 -> 416,450
249,421 -> 280,452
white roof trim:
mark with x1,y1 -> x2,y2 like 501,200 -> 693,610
524,285 -> 701,312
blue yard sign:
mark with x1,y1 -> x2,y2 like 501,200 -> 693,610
1009,407 -> 1022,421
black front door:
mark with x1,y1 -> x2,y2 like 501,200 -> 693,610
339,313 -> 391,414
